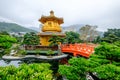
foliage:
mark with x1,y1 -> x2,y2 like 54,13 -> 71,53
59,57 -> 89,80
35,49 -> 41,55
59,43 -> 120,79
23,32 -> 39,45
49,35 -> 63,46
0,31 -> 9,35
3,48 -> 11,55
0,42 -> 12,49
95,42 -> 120,62
0,48 -> 11,57
47,50 -> 54,56
14,36 -> 23,44
88,55 -> 110,70
17,50 -> 27,55
93,36 -> 101,43
0,22 -> 36,32
104,28 -> 120,37
113,41 -> 120,47
0,35 -> 17,49
59,40 -> 120,80
59,55 -> 120,80
59,56 -> 109,79
101,34 -> 120,43
49,32 -> 81,45
93,64 -> 120,80
65,31 -> 81,44
112,61 -> 120,66
0,63 -> 53,80
59,65 -> 80,80
102,29 -> 120,43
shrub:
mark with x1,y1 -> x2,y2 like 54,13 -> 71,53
59,57 -> 89,80
17,50 -> 27,55
22,32 -> 39,45
93,64 -> 120,80
0,63 -> 53,80
95,42 -> 120,62
0,35 -> 17,49
47,50 -> 54,56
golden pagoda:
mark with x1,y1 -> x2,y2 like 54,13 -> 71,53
38,11 -> 65,46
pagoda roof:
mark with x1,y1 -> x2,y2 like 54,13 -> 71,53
39,11 -> 64,24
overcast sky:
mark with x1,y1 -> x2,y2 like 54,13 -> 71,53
0,0 -> 120,31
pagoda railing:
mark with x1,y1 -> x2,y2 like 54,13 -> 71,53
24,45 -> 58,51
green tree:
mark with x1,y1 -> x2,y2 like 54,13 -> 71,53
102,29 -> 120,43
59,57 -> 89,80
49,35 -> 63,46
0,31 -> 9,35
93,64 -> 120,80
113,41 -> 120,47
104,29 -> 120,37
65,31 -> 81,44
59,55 -> 120,80
0,35 -> 17,49
95,42 -> 120,62
101,34 -> 120,43
23,32 -> 39,45
93,36 -> 101,43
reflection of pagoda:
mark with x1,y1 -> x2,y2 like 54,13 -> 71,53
38,11 -> 65,46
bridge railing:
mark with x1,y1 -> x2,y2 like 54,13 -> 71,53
60,43 -> 95,57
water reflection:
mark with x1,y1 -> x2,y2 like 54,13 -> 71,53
0,59 -> 21,67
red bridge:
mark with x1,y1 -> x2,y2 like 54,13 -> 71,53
61,43 -> 95,58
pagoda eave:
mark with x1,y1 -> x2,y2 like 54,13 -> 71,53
38,32 -> 66,37
39,16 -> 64,24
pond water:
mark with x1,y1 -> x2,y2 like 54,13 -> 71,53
0,59 -> 21,67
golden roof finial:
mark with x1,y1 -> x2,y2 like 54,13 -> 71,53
50,10 -> 54,16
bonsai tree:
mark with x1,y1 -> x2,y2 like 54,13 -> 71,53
101,34 -> 120,43
93,64 -> 120,80
65,31 -> 81,44
95,42 -> 120,62
22,32 -> 39,45
59,57 -> 89,80
49,35 -> 64,46
102,29 -> 120,43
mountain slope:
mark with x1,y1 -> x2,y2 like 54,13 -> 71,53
62,24 -> 84,33
0,22 -> 36,32
29,27 -> 40,32
62,24 -> 104,37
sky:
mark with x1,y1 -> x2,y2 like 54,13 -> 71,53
0,0 -> 120,31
